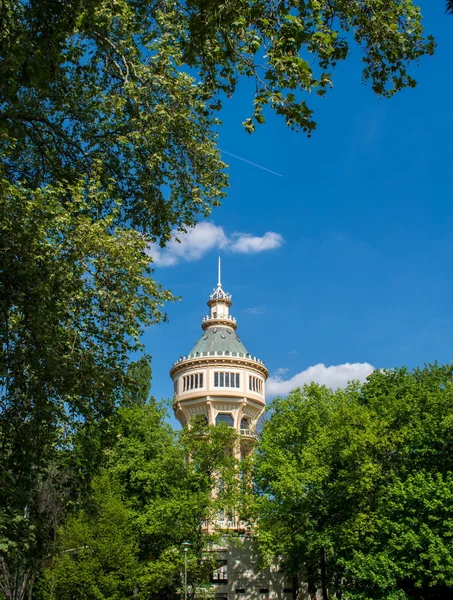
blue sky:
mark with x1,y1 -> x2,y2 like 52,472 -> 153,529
143,1 -> 453,420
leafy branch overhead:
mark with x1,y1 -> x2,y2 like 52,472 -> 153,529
183,0 -> 435,134
1,0 -> 434,229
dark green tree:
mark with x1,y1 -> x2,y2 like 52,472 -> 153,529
122,358 -> 153,407
37,474 -> 140,600
0,178 -> 169,599
343,364 -> 453,599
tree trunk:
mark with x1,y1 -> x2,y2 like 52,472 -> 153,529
307,561 -> 317,600
320,547 -> 328,600
27,573 -> 35,600
334,572 -> 342,599
291,574 -> 299,600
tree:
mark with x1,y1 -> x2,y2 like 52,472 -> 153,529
122,358 -> 153,407
0,1 -> 436,221
0,0 -> 435,183
347,471 -> 453,600
0,180 -> 169,599
37,474 -> 140,600
448,1 -> 453,15
40,402 -> 243,600
255,364 -> 453,599
255,382 -> 381,599
341,364 -> 453,599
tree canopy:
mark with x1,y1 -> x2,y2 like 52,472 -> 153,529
39,402 -> 243,600
1,0 -> 435,222
255,364 -> 453,600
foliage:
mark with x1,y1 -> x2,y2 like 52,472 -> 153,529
255,364 -> 453,599
347,472 -> 453,600
181,0 -> 435,134
40,402 -> 242,600
0,0 -> 435,176
38,474 -> 140,600
0,175 -> 168,467
255,382 -> 375,598
0,0 -> 227,241
343,364 -> 453,599
0,179 -> 169,598
122,357 -> 153,407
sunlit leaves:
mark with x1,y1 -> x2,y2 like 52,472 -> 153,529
180,0 -> 434,134
255,365 -> 453,598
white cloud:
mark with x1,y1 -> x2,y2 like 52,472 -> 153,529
148,222 -> 228,267
229,232 -> 284,254
245,307 -> 266,315
274,367 -> 289,376
148,222 -> 284,267
267,362 -> 375,397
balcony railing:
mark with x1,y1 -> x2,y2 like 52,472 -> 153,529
213,517 -> 250,531
211,573 -> 228,583
240,428 -> 257,438
202,315 -> 237,323
173,351 -> 266,367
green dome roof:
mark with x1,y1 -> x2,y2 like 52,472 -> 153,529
189,326 -> 248,356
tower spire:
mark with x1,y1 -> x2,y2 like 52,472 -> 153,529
218,256 -> 221,287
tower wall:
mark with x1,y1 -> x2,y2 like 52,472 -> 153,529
171,356 -> 266,430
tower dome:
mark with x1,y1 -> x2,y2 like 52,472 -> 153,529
170,258 -> 268,434
189,327 -> 248,356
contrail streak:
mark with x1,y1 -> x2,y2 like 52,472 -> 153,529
220,149 -> 284,177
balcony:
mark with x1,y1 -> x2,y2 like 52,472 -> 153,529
202,315 -> 237,324
240,428 -> 257,439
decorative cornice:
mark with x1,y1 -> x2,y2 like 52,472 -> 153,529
201,315 -> 237,330
207,295 -> 232,308
173,395 -> 265,412
170,352 -> 269,378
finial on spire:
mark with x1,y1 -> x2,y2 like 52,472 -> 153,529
209,257 -> 231,302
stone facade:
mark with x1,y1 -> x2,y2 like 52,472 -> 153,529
211,538 -> 293,600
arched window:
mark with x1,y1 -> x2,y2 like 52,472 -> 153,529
240,417 -> 249,430
216,413 -> 234,427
